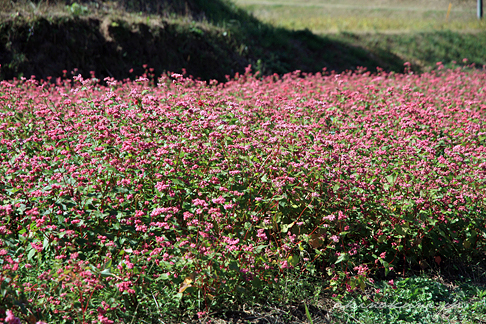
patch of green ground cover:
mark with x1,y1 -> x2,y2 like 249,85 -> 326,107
335,30 -> 486,72
331,277 -> 486,324
196,262 -> 486,323
208,258 -> 486,323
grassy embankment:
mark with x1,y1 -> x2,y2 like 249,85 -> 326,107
1,0 -> 486,82
0,0 -> 401,82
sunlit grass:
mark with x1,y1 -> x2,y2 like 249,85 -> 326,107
234,0 -> 486,33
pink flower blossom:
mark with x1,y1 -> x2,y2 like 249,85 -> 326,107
212,196 -> 226,204
5,310 -> 21,324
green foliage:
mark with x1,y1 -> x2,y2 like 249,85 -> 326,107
66,2 -> 89,16
332,276 -> 486,323
0,30 -> 485,324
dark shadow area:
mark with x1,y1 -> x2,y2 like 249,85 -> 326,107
0,0 -> 408,81
204,303 -> 331,324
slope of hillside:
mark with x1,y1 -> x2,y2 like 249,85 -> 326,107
0,0 -> 405,81
0,0 -> 485,81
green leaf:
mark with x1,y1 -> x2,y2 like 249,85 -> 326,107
333,183 -> 340,192
288,254 -> 299,267
229,261 -> 239,271
386,174 -> 397,185
172,178 -> 184,186
395,225 -> 408,235
335,253 -> 349,264
252,277 -> 262,288
281,221 -> 295,233
360,280 -> 366,291
43,237 -> 49,251
304,302 -> 314,324
100,268 -> 114,277
27,249 -> 36,261
383,261 -> 390,275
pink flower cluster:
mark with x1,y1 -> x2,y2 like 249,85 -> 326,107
0,65 -> 485,320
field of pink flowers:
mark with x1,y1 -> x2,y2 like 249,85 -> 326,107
1,64 -> 485,323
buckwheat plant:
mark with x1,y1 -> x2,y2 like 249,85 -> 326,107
0,64 -> 485,323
